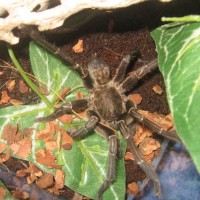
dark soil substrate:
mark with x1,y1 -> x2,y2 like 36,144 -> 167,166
0,28 -> 167,200
1,1 -> 200,199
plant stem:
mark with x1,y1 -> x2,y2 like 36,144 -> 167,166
7,46 -> 53,108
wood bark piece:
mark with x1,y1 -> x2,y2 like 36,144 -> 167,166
0,0 -> 172,44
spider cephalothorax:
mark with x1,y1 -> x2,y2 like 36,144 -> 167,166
88,57 -> 127,124
25,26 -> 180,200
88,57 -> 110,85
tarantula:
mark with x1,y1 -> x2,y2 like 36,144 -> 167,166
23,27 -> 180,200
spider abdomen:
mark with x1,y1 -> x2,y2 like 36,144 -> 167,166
93,86 -> 124,121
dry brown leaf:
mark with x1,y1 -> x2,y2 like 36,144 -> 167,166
55,169 -> 64,189
0,142 -> 7,153
127,182 -> 140,195
0,90 -> 11,104
72,39 -> 84,53
16,139 -> 32,159
37,173 -> 54,189
10,98 -> 23,105
58,114 -> 73,124
6,79 -> 16,92
128,93 -> 142,105
152,84 -> 163,95
19,80 -> 28,93
0,187 -> 6,199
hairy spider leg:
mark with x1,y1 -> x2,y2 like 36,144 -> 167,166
129,108 -> 180,142
113,50 -> 140,83
35,99 -> 88,122
121,59 -> 158,92
69,115 -> 99,138
97,135 -> 119,200
117,120 -> 161,196
22,26 -> 94,90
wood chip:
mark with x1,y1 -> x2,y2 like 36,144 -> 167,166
0,142 -> 7,153
138,110 -> 174,131
72,39 -> 84,53
10,143 -> 20,155
6,79 -> 16,92
39,85 -> 49,95
139,137 -> 160,156
125,152 -> 134,161
37,173 -> 54,189
16,169 -> 28,177
127,182 -> 140,195
55,169 -> 64,189
35,149 -> 56,167
0,71 -> 4,75
76,91 -> 84,99
0,90 -> 11,104
10,98 -> 23,105
152,84 -> 163,95
27,174 -> 37,184
19,80 -> 28,93
2,123 -> 18,145
128,93 -> 142,105
58,114 -> 73,124
0,187 -> 6,199
57,87 -> 71,101
16,139 -> 32,159
45,141 -> 57,151
12,190 -> 29,199
29,163 -> 43,177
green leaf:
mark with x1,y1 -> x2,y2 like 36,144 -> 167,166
0,41 -> 126,200
151,19 -> 200,173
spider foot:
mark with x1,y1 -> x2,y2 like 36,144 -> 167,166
35,99 -> 88,123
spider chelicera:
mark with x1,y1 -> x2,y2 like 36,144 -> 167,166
23,26 -> 180,200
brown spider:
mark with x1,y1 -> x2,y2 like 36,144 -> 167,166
23,27 -> 180,200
